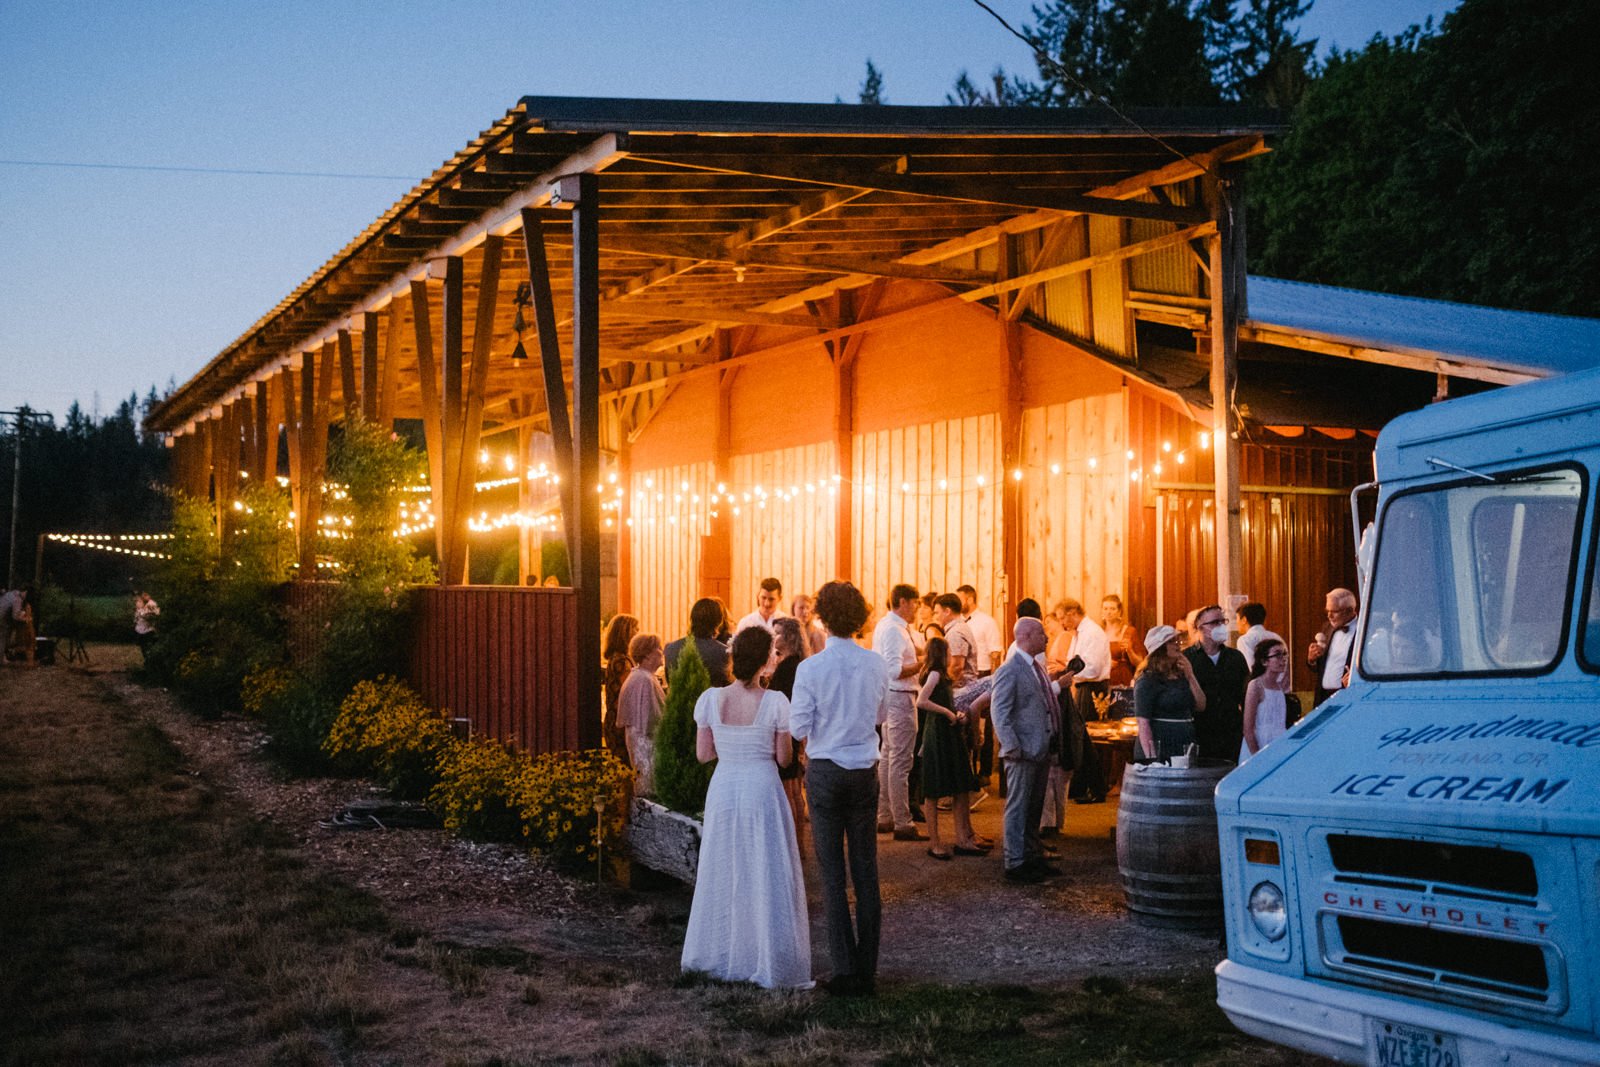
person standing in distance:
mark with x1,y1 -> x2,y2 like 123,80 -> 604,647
790,580 -> 888,996
1308,588 -> 1358,707
736,577 -> 786,635
872,584 -> 923,840
990,618 -> 1060,884
1184,604 -> 1250,761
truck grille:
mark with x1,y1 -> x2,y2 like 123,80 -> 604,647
1327,833 -> 1537,903
1312,830 -> 1565,1016
1335,916 -> 1550,1002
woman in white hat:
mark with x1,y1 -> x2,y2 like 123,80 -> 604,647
1132,625 -> 1206,761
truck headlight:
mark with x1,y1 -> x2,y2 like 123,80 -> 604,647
1248,881 -> 1287,941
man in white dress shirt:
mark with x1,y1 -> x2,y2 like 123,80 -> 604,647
1056,599 -> 1112,803
734,577 -> 786,634
791,580 -> 888,997
1235,602 -> 1282,670
958,584 -> 1002,676
872,584 -> 923,840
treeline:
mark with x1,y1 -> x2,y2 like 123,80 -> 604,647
0,391 -> 170,592
864,0 -> 1600,317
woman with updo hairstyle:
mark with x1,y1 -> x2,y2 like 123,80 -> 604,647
617,633 -> 665,792
682,621 -> 813,989
600,613 -> 640,759
768,616 -> 811,833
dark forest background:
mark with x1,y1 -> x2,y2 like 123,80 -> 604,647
5,0 -> 1595,598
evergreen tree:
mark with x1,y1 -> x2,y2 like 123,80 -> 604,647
651,641 -> 714,815
859,58 -> 886,104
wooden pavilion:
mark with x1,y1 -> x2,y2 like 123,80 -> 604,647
147,96 -> 1448,750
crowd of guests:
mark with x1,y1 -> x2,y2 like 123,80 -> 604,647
600,575 -> 1354,993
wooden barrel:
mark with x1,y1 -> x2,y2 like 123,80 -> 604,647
1115,759 -> 1232,927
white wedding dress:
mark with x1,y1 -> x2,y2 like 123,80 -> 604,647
680,686 -> 814,990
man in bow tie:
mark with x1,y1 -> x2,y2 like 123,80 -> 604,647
1307,588 -> 1359,707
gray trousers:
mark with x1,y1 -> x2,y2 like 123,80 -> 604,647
1001,756 -> 1049,871
876,690 -> 917,830
806,758 -> 881,982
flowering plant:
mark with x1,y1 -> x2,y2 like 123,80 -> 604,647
512,749 -> 634,869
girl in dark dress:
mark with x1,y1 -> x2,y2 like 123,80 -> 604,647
767,617 -> 810,839
915,638 -> 992,861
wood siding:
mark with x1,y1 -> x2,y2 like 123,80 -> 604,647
852,414 -> 1002,614
628,460 -> 716,640
1018,395 -> 1129,609
731,442 -> 839,611
410,585 -> 579,754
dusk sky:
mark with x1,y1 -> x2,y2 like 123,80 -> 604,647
0,0 -> 1457,420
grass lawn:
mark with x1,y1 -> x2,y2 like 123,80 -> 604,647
0,666 -> 1324,1066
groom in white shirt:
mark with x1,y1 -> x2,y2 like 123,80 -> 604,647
791,580 -> 889,997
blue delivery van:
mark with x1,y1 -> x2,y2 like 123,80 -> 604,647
1214,364 -> 1600,1065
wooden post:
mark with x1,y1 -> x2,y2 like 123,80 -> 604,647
253,385 -> 270,482
361,311 -> 380,422
1205,169 -> 1246,611
338,329 -> 358,424
999,234 -> 1025,623
409,279 -> 447,565
567,171 -> 603,750
297,351 -> 318,575
701,347 -> 735,604
521,208 -> 577,575
832,330 -> 855,581
439,256 -> 467,583
379,301 -> 403,427
447,235 -> 505,585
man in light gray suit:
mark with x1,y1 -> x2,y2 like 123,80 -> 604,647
989,617 -> 1060,883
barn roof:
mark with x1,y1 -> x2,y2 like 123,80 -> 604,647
145,95 -> 1282,433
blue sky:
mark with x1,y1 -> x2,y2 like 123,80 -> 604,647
0,0 -> 1456,419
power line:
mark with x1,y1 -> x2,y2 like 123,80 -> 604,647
0,158 -> 415,181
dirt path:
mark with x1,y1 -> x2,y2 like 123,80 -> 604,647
0,653 -> 1323,1066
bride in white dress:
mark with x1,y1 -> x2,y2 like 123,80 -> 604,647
1241,638 -> 1291,761
681,626 -> 814,990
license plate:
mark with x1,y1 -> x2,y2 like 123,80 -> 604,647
1369,1019 -> 1460,1067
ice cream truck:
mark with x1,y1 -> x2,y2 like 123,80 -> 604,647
1214,363 -> 1600,1065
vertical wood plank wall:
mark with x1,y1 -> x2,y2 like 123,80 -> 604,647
852,414 -> 1002,616
628,460 -> 715,640
731,442 -> 838,613
1018,395 -> 1129,609
409,585 -> 579,754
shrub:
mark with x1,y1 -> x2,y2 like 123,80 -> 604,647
428,739 -> 524,842
512,749 -> 634,870
240,664 -> 296,719
324,677 -> 453,800
652,642 -> 714,816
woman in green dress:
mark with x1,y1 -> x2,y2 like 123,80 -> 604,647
916,637 -> 992,861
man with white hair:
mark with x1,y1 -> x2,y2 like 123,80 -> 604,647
989,617 -> 1060,883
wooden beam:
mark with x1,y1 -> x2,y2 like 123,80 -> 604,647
569,171 -> 603,750
379,301 -> 404,425
1205,170 -> 1245,614
409,279 -> 447,564
448,235 -> 505,585
999,233 -> 1025,622
596,236 -> 994,284
521,207 -> 577,571
360,312 -> 379,422
438,255 -> 467,583
338,329 -> 357,423
624,152 -> 1208,224
297,352 -> 317,575
603,300 -> 837,330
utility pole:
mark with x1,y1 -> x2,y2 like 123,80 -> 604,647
2,408 -> 53,588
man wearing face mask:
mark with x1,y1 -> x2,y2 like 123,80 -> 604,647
1183,603 -> 1250,762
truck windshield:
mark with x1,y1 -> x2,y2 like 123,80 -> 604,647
1361,468 -> 1583,676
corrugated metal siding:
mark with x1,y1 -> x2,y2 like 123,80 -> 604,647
408,585 -> 579,754
730,442 -> 838,608
629,460 -> 715,640
852,414 -> 1002,613
1018,395 -> 1130,607
1128,182 -> 1202,296
1033,217 -> 1094,341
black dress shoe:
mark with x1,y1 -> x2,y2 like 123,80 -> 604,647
1004,865 -> 1046,884
822,974 -> 874,997
1028,859 -> 1065,877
